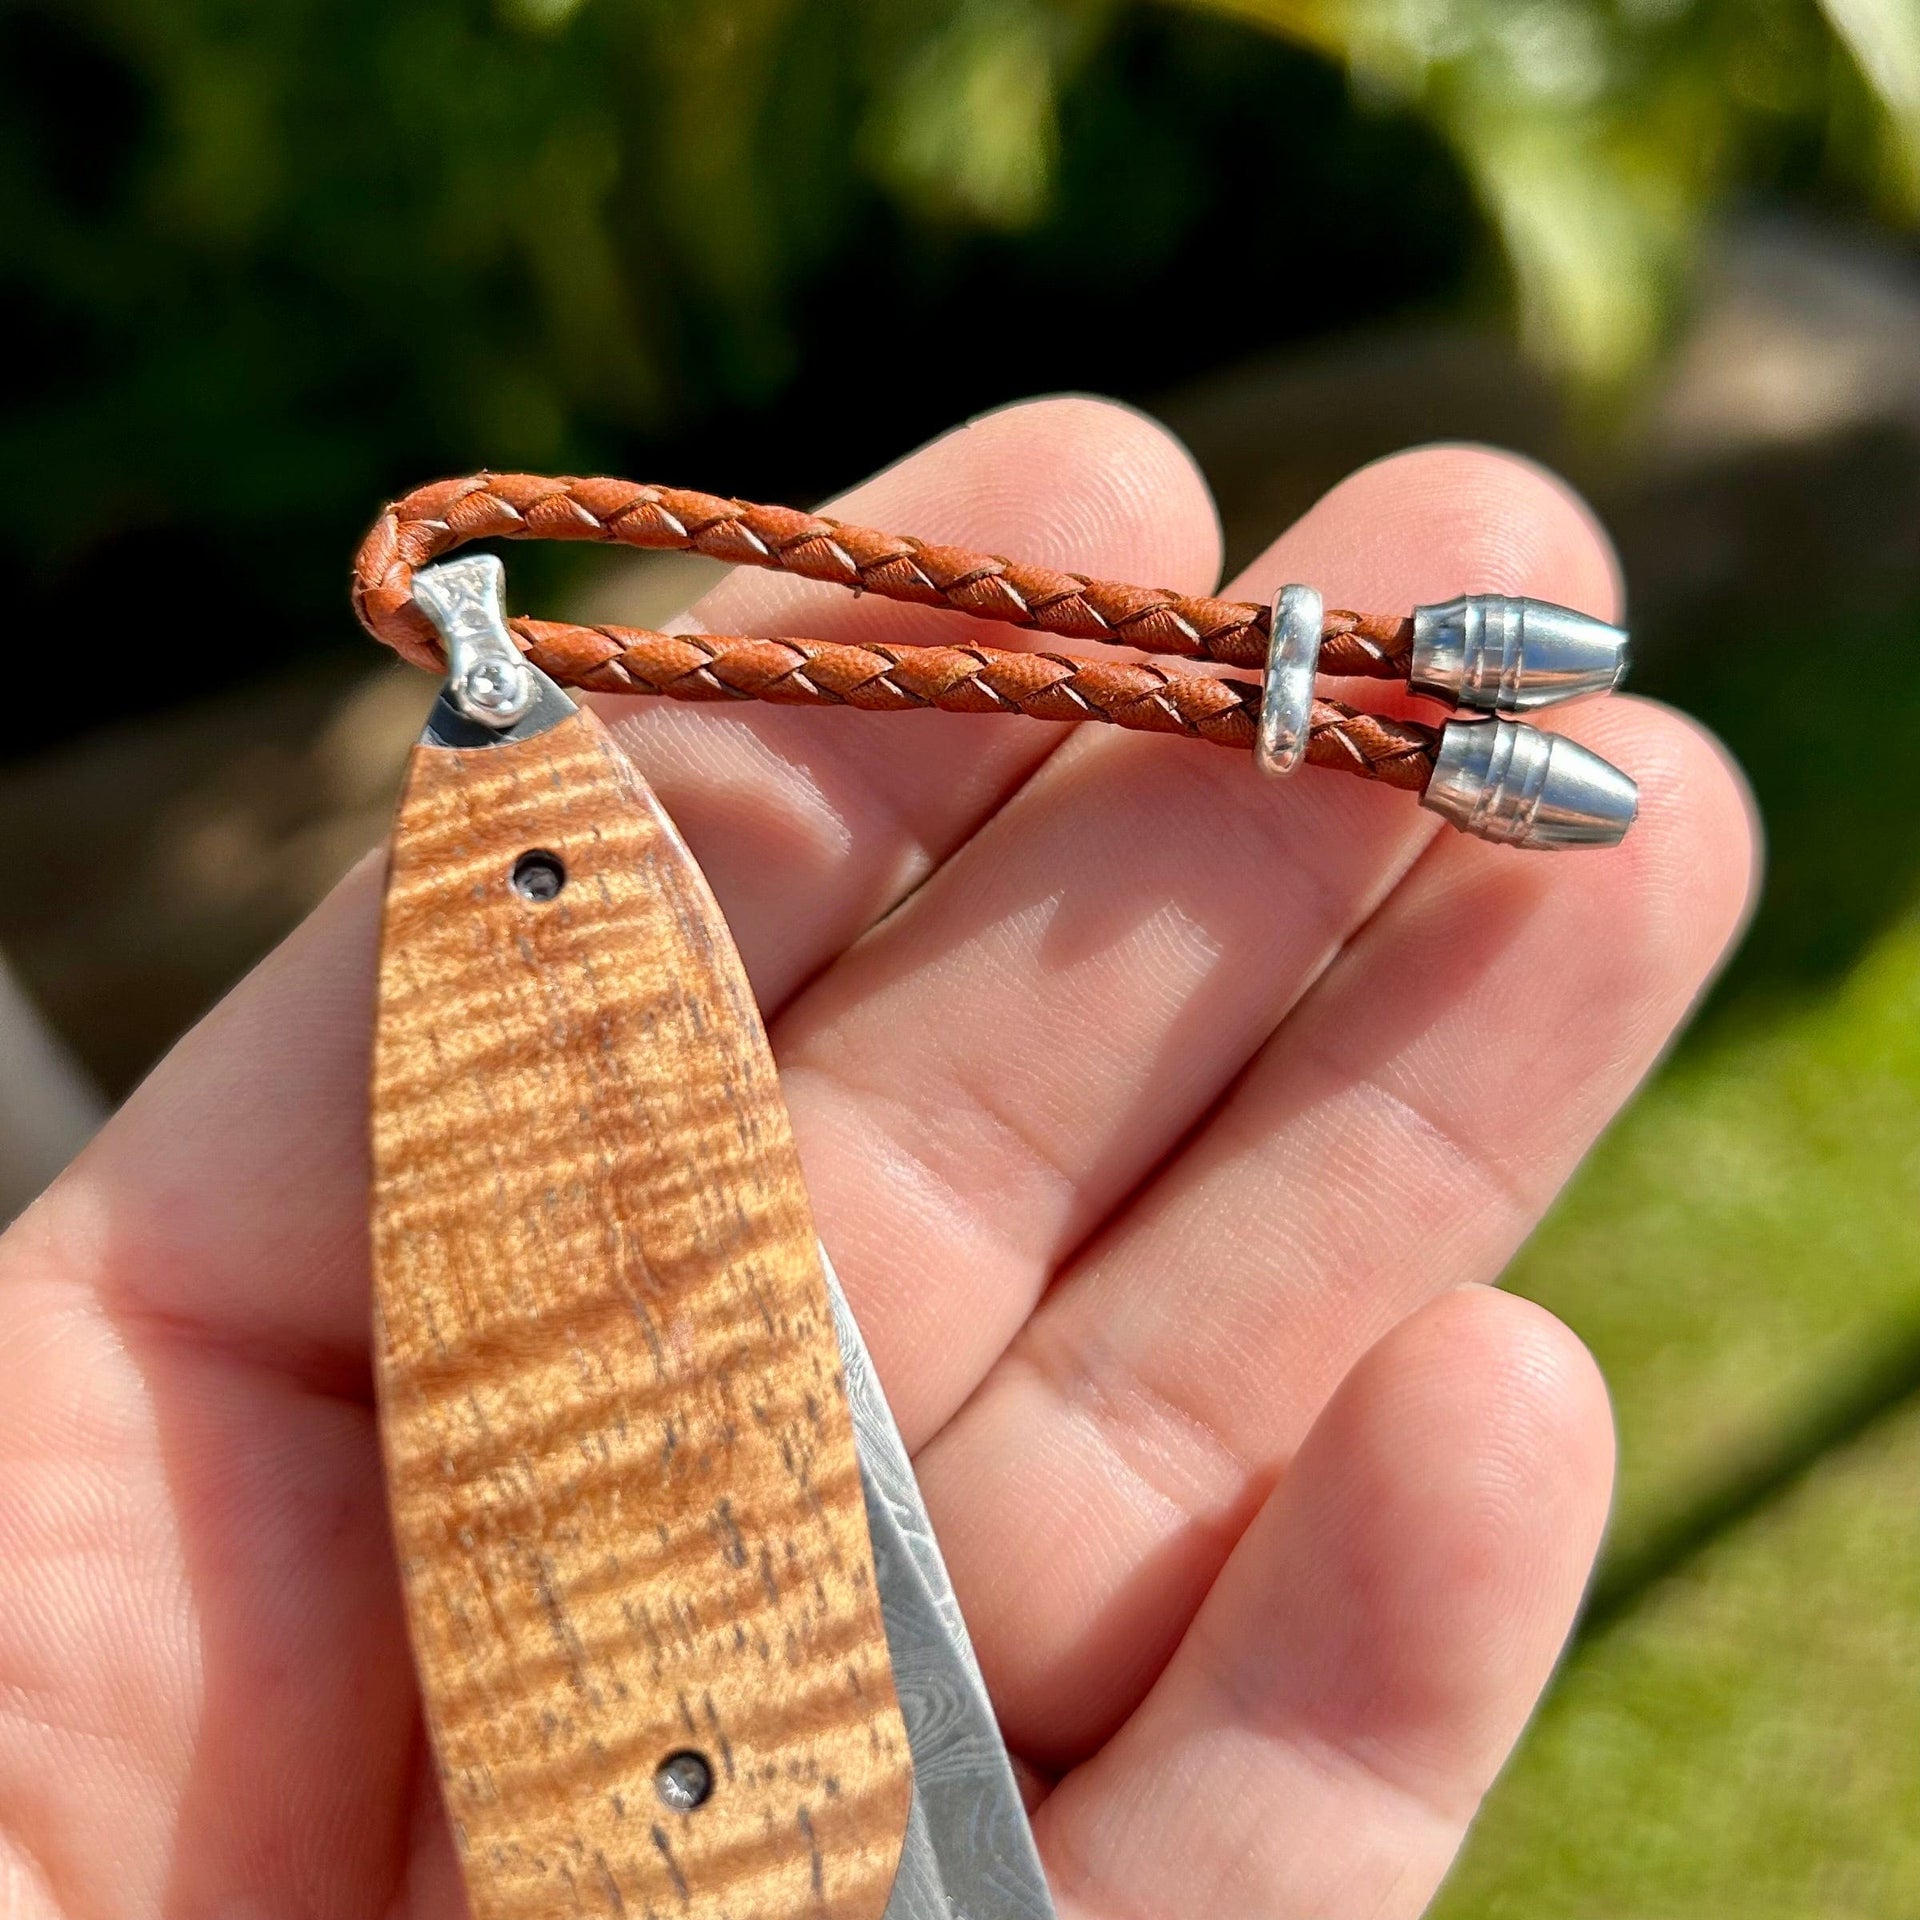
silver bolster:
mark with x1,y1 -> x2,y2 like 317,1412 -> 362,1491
1254,583 -> 1323,777
1422,718 -> 1638,850
411,554 -> 536,728
1410,594 -> 1629,712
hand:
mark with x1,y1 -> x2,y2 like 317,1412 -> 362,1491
0,400 -> 1754,1918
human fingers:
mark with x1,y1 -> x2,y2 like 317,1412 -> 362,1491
913,690 -> 1752,1759
774,445 -> 1622,1440
1034,1287 -> 1614,1920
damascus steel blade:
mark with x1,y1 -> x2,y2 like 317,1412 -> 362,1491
822,1248 -> 1058,1920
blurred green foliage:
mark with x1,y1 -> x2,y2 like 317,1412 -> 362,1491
1199,0 -> 1920,381
2,0 -> 1913,750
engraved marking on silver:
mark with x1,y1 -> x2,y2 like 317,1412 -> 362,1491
1255,584 -> 1323,778
412,554 -> 536,729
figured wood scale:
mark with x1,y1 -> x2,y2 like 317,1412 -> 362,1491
369,703 -> 913,1920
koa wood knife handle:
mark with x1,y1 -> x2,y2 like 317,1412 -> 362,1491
369,697 -> 913,1920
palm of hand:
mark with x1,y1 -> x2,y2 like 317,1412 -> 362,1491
0,401 -> 1751,1920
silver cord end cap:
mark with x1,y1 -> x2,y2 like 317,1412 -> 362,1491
1410,594 -> 1629,713
1422,717 -> 1637,850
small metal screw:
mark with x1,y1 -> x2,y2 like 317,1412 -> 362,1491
454,653 -> 535,726
655,1750 -> 713,1812
510,850 -> 566,901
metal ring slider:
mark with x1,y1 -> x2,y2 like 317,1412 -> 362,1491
1254,584 -> 1323,778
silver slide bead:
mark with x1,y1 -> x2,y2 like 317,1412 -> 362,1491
1421,717 -> 1638,850
1254,584 -> 1323,778
1410,594 -> 1629,712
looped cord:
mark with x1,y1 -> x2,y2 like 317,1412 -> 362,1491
352,472 -> 1437,787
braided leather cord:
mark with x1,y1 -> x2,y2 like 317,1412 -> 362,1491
514,619 -> 1436,788
351,472 -> 1440,788
353,472 -> 1414,679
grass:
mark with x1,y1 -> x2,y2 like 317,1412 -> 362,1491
1438,1385 -> 1920,1916
1430,590 -> 1920,1909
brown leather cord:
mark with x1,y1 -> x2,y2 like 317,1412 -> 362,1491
352,471 -> 1439,788
354,472 -> 1414,678
513,619 -> 1437,787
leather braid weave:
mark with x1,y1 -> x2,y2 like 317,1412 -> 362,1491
512,620 -> 1437,787
353,472 -> 1415,679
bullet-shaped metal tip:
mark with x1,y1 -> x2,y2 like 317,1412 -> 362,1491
1422,718 -> 1638,850
1410,594 -> 1630,712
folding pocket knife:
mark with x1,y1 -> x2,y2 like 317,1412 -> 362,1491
368,556 -> 1054,1920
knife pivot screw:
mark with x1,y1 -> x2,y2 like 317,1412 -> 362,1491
655,1750 -> 714,1812
510,849 -> 567,902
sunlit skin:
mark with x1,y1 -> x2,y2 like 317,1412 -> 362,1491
0,399 -> 1756,1919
